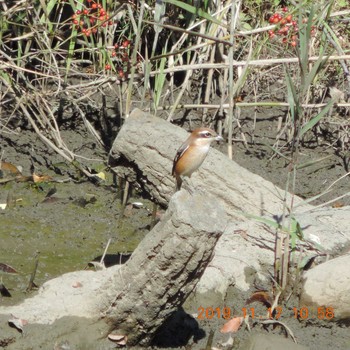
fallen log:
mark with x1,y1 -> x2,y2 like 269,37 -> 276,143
108,108 -> 308,220
99,189 -> 227,345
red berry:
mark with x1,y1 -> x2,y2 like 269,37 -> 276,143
273,17 -> 280,24
105,64 -> 111,70
292,20 -> 297,26
108,20 -> 113,25
114,43 -> 119,49
291,41 -> 297,47
282,37 -> 288,44
269,17 -> 274,24
92,28 -> 98,34
277,26 -> 288,35
280,18 -> 287,25
277,14 -> 282,20
100,9 -> 106,16
73,19 -> 78,25
76,10 -> 81,15
268,30 -> 274,36
83,9 -> 89,15
87,0 -> 92,2
89,17 -> 95,24
118,70 -> 124,78
282,7 -> 288,13
92,3 -> 97,9
111,51 -> 116,57
98,3 -> 102,8
85,29 -> 91,36
286,14 -> 292,23
72,14 -> 77,19
122,40 -> 130,47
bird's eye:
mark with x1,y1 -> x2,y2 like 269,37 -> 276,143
204,132 -> 211,138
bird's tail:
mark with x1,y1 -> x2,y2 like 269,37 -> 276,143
174,175 -> 182,192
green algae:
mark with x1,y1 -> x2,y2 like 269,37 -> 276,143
0,179 -> 152,305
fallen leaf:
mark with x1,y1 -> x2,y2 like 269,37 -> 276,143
0,263 -> 18,274
8,316 -> 28,333
32,173 -> 53,183
332,201 -> 344,208
0,161 -> 22,175
246,291 -> 272,308
220,316 -> 243,334
108,334 -> 128,345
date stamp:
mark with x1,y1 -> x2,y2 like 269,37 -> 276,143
197,306 -> 335,320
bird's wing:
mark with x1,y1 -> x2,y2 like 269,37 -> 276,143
172,142 -> 189,176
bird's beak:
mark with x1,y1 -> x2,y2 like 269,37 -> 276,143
215,135 -> 224,142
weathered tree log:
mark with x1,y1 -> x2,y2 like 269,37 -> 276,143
108,109 -> 309,220
99,189 -> 227,346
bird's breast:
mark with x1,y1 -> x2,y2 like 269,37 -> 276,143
175,144 -> 210,177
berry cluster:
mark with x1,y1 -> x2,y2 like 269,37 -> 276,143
267,8 -> 318,47
268,7 -> 298,47
105,39 -> 132,74
71,1 -> 113,37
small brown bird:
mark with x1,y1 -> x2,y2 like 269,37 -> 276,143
172,127 -> 223,191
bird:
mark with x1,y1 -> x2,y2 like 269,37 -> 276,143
172,127 -> 223,191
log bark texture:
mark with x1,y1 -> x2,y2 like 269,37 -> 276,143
100,189 -> 227,345
108,109 -> 309,220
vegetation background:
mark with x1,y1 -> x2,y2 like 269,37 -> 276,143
0,0 -> 350,348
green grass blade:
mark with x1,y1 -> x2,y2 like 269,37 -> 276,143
284,67 -> 299,124
163,0 -> 224,26
295,155 -> 333,170
299,99 -> 334,138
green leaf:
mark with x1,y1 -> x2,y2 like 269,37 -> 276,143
289,216 -> 304,251
285,67 -> 300,124
163,0 -> 224,26
295,155 -> 333,170
299,99 -> 334,138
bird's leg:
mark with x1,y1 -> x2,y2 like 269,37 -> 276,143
174,175 -> 183,192
182,177 -> 194,195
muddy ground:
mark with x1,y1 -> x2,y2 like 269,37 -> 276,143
0,96 -> 349,349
